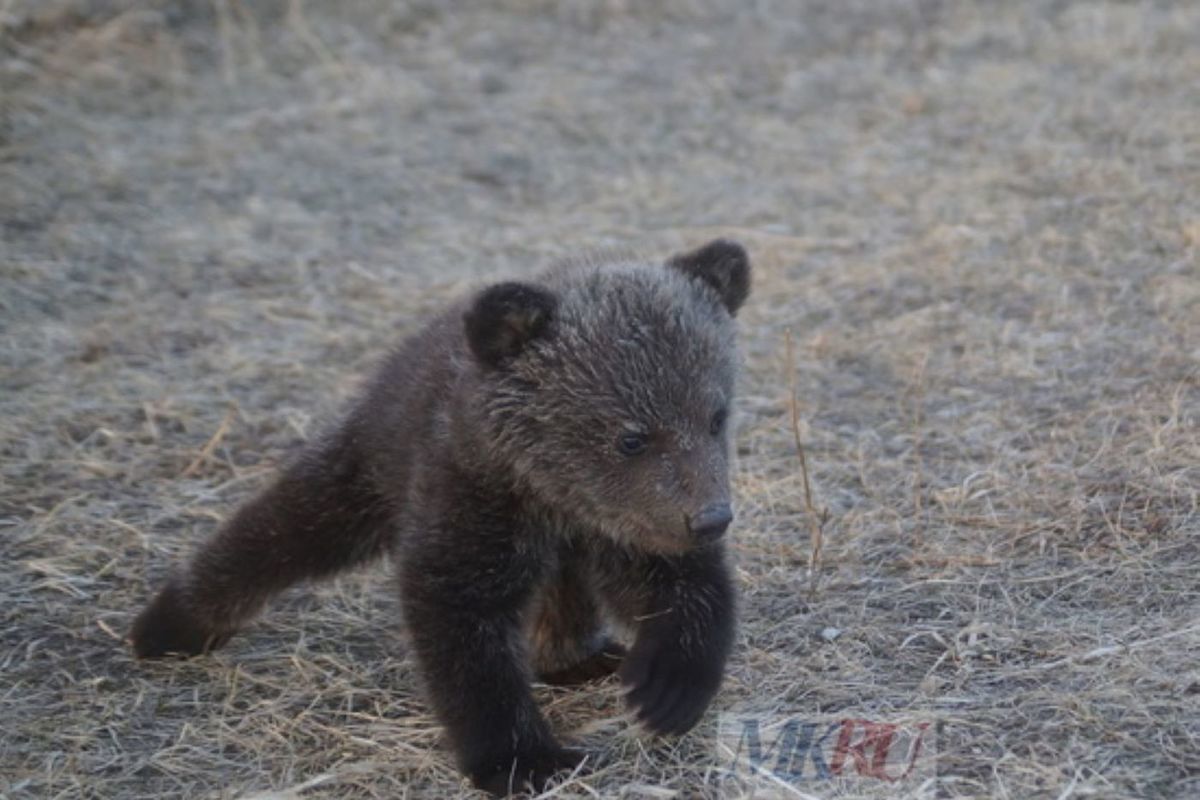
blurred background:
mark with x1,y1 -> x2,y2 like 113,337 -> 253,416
2,2 -> 1198,798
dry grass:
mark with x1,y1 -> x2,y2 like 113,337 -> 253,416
3,1 -> 1199,798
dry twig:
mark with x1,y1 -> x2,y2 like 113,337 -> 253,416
785,328 -> 829,599
182,404 -> 238,477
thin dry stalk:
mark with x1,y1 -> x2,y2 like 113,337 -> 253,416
909,351 -> 929,548
212,0 -> 238,87
287,0 -> 343,76
785,328 -> 828,598
182,404 -> 238,477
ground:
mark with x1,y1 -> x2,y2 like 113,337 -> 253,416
2,1 -> 1198,798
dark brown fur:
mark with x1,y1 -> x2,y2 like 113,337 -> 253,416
130,239 -> 751,796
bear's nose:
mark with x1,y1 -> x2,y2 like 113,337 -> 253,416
689,503 -> 733,541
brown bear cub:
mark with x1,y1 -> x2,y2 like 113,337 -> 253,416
131,240 -> 751,796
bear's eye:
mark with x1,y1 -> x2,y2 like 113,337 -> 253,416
617,432 -> 649,456
709,409 -> 728,436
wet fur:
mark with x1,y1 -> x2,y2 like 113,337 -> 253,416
131,240 -> 750,795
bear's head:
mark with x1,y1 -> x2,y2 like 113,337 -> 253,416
463,240 -> 751,555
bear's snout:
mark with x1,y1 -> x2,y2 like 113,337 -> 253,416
688,502 -> 733,542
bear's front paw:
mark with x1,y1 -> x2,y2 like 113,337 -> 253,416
129,580 -> 228,659
620,637 -> 723,736
470,745 -> 586,797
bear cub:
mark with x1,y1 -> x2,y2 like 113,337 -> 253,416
131,240 -> 751,796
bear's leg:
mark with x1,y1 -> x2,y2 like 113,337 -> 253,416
595,544 -> 736,736
399,529 -> 583,796
530,547 -> 625,686
130,432 -> 392,659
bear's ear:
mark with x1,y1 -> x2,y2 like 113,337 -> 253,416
464,282 -> 557,368
667,238 -> 751,316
